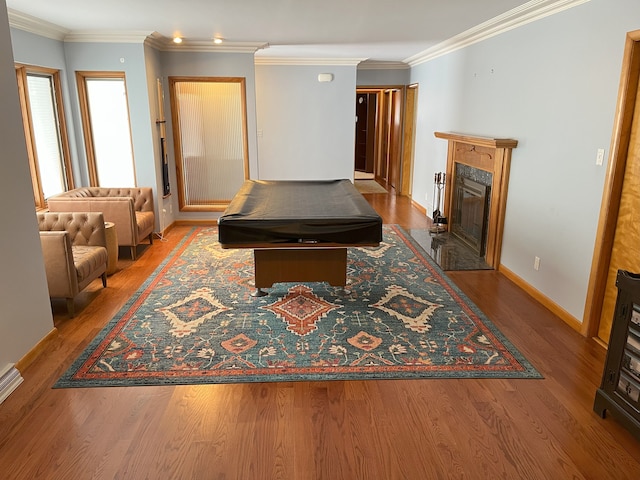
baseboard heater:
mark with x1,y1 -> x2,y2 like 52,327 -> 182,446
0,363 -> 23,404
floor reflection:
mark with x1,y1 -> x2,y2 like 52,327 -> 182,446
408,229 -> 492,271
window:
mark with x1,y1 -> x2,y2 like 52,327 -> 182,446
15,65 -> 73,209
76,71 -> 136,187
169,77 -> 249,211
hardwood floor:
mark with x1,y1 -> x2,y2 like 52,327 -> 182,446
1,189 -> 639,479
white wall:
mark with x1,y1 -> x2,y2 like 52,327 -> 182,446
0,1 -> 55,370
356,67 -> 410,86
255,65 -> 357,180
409,0 -> 640,321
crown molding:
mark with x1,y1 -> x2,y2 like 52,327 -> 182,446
405,0 -> 591,66
64,31 -> 154,44
7,8 -> 69,40
144,33 -> 267,53
145,31 -> 268,53
144,32 -> 166,50
8,9 -> 152,44
7,10 -> 264,52
357,61 -> 409,70
160,41 -> 268,53
9,0 -> 590,63
254,57 -> 366,66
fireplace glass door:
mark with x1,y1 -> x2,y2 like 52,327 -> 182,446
452,176 -> 490,256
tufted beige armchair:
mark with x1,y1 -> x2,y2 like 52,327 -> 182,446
46,187 -> 155,259
38,212 -> 108,317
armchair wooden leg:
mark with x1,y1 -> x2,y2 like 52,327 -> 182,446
66,298 -> 75,318
149,233 -> 153,245
101,272 -> 107,288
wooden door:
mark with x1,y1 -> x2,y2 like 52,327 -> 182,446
377,92 -> 390,182
596,79 -> 640,343
584,30 -> 640,343
365,94 -> 377,174
387,89 -> 403,190
400,84 -> 418,196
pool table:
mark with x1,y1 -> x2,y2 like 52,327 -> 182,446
218,179 -> 382,295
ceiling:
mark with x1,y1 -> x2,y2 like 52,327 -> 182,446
6,0 -> 538,64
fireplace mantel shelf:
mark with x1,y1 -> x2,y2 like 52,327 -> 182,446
434,132 -> 518,149
434,131 -> 518,269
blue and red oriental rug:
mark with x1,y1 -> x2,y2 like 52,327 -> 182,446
55,225 -> 541,387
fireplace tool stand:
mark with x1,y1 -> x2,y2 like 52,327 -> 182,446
430,172 -> 448,234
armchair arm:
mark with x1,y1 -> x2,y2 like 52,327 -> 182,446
39,231 -> 78,298
135,187 -> 154,212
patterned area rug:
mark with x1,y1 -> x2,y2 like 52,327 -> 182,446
55,226 -> 541,387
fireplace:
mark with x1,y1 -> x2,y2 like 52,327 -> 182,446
434,132 -> 518,268
452,175 -> 490,255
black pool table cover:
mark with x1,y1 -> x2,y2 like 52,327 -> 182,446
218,179 -> 383,246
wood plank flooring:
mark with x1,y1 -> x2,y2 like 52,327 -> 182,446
1,188 -> 639,479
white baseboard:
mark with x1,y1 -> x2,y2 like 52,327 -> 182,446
0,363 -> 24,404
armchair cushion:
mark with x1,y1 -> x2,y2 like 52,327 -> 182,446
73,245 -> 108,284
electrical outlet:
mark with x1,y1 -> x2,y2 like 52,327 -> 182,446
534,256 -> 541,271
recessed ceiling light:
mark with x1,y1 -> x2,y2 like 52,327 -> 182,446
213,37 -> 223,44
173,36 -> 183,44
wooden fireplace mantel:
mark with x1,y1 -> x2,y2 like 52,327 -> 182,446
434,132 -> 518,268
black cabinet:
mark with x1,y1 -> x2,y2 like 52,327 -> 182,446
594,270 -> 640,440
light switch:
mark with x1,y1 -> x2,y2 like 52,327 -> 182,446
596,148 -> 605,166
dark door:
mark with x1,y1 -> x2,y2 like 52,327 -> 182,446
354,93 -> 368,171
354,93 -> 376,173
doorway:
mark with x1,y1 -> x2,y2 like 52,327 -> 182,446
584,29 -> 640,344
354,86 -> 407,192
355,92 -> 376,177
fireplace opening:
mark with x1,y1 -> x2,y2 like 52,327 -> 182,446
451,175 -> 490,256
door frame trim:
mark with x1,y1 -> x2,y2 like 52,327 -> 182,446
356,85 -> 407,193
583,29 -> 640,338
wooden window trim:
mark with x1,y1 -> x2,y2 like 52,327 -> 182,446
15,64 -> 74,209
76,71 -> 136,187
169,76 -> 250,212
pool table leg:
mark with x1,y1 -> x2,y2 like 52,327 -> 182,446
251,287 -> 268,297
